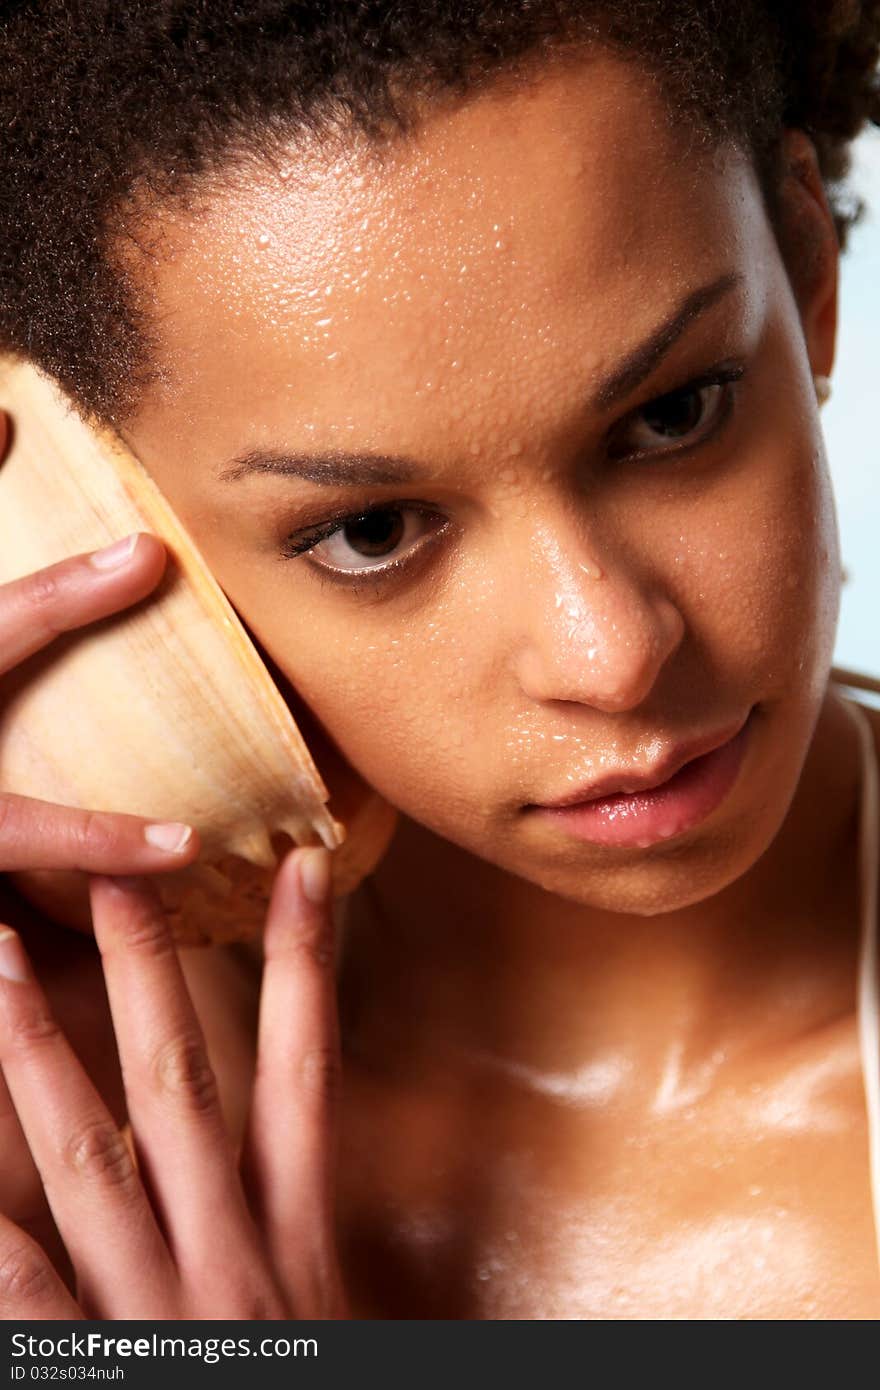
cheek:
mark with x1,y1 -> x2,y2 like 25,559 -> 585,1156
272,585 -> 497,837
675,435 -> 840,701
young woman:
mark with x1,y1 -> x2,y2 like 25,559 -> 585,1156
1,1 -> 879,1318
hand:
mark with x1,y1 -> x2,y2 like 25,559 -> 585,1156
0,846 -> 348,1318
0,524 -> 202,881
0,463 -> 201,1278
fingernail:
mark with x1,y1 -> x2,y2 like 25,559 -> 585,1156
144,822 -> 194,854
0,927 -> 30,983
89,534 -> 139,570
298,847 -> 332,906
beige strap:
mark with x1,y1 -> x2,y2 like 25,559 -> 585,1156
838,694 -> 880,1281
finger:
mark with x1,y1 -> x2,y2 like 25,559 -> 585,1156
0,531 -> 165,676
0,924 -> 175,1316
0,1212 -> 82,1319
240,846 -> 345,1310
0,1064 -> 71,1280
89,877 -> 262,1280
0,1062 -> 43,1220
0,793 -> 199,874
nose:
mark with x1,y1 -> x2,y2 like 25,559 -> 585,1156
513,521 -> 685,713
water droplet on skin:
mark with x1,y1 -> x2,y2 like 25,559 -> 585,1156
578,559 -> 604,581
257,232 -> 270,247
450,359 -> 462,371
279,167 -> 291,182
477,1268 -> 492,1282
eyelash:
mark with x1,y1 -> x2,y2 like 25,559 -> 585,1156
279,362 -> 746,594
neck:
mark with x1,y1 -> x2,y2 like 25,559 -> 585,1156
337,686 -> 864,1099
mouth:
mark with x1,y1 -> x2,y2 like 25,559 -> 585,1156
535,712 -> 752,807
525,707 -> 755,849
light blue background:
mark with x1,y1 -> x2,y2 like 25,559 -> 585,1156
824,126 -> 880,677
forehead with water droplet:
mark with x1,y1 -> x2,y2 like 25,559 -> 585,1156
122,49 -> 759,465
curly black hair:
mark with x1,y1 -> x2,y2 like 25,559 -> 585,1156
1,0 -> 879,425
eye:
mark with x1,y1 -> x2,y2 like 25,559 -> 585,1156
608,365 -> 744,461
281,502 -> 446,582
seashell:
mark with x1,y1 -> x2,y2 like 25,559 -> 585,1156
0,356 -> 398,944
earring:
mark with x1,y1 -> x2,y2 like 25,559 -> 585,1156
813,373 -> 832,406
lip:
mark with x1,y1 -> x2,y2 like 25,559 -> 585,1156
533,714 -> 751,809
526,708 -> 754,849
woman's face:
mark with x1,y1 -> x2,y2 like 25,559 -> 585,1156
121,49 -> 840,916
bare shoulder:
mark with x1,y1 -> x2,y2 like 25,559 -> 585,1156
830,670 -> 880,921
832,663 -> 880,753
863,701 -> 880,758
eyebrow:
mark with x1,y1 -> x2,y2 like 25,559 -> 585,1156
591,269 -> 743,409
218,269 -> 744,486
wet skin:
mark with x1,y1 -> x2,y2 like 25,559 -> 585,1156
28,49 -> 880,1313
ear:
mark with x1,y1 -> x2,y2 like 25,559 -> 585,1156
774,128 -> 839,379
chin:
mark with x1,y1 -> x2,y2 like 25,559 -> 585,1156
528,813 -> 779,918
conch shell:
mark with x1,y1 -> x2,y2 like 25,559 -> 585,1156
0,357 -> 398,943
